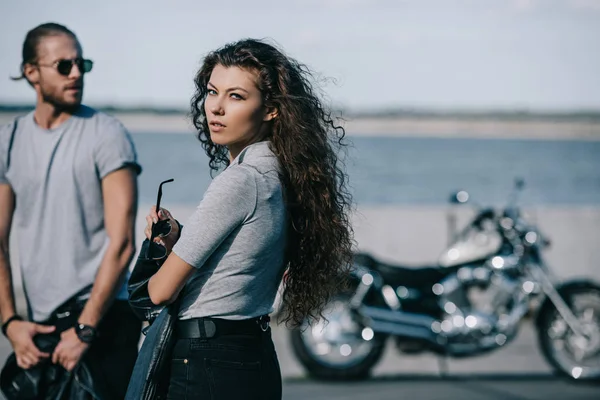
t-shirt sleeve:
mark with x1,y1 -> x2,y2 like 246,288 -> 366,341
173,165 -> 258,269
94,119 -> 142,179
0,121 -> 16,185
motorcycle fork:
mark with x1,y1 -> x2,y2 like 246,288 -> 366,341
350,272 -> 375,309
529,265 -> 586,337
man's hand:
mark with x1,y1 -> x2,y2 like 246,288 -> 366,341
52,327 -> 90,371
6,320 -> 55,369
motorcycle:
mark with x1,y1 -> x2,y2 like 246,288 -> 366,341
290,179 -> 600,381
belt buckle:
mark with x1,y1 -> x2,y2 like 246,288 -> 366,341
203,320 -> 217,338
258,316 -> 270,332
55,311 -> 71,319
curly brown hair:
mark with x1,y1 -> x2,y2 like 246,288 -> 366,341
190,38 -> 354,327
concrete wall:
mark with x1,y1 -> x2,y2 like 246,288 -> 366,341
352,205 -> 600,281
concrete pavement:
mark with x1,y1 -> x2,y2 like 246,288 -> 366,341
2,321 -> 599,399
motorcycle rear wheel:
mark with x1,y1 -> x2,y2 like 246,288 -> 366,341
290,298 -> 387,380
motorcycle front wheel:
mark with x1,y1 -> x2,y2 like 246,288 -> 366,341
290,297 -> 387,380
537,283 -> 600,381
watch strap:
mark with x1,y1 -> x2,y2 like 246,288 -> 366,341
2,315 -> 23,337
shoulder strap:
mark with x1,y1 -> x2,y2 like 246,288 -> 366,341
238,146 -> 249,164
6,117 -> 19,170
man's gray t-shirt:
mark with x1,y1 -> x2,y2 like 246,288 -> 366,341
173,141 -> 287,320
0,106 -> 141,322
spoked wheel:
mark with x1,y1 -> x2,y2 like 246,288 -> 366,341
538,285 -> 600,381
290,297 -> 387,380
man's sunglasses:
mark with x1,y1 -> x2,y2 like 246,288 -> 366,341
37,58 -> 93,76
145,178 -> 175,260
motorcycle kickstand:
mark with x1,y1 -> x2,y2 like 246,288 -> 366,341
436,355 -> 449,377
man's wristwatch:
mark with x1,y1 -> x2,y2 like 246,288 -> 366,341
75,323 -> 98,343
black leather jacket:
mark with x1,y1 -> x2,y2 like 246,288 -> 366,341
125,238 -> 177,400
0,293 -> 107,400
1,342 -> 105,400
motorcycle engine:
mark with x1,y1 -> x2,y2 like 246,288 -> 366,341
435,266 -> 524,342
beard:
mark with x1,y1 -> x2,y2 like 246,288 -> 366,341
40,83 -> 83,112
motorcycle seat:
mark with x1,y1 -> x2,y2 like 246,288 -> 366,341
353,253 -> 446,288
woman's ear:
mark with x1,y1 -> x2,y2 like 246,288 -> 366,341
263,107 -> 278,122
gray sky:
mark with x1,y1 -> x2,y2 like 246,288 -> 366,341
1,0 -> 599,111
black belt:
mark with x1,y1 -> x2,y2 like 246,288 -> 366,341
176,315 -> 270,339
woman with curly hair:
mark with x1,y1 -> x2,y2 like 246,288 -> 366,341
144,38 -> 354,399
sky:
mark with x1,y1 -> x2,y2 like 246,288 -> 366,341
0,0 -> 599,112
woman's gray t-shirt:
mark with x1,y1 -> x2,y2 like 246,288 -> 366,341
173,141 -> 287,320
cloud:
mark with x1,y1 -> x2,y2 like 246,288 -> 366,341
514,0 -> 538,10
302,0 -> 401,9
570,0 -> 600,9
295,29 -> 322,47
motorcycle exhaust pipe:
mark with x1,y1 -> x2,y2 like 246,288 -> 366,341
359,305 -> 439,344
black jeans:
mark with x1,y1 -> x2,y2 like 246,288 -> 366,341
167,326 -> 282,400
84,301 -> 142,399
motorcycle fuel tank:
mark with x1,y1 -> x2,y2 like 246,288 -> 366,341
438,229 -> 502,267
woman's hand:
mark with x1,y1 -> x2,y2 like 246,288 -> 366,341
145,206 -> 181,254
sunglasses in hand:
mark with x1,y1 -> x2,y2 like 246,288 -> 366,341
145,178 -> 175,260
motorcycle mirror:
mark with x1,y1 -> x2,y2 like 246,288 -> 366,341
449,190 -> 470,204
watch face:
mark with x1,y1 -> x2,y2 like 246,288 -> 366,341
77,324 -> 96,342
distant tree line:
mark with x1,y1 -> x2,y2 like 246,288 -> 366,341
1,103 -> 600,122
